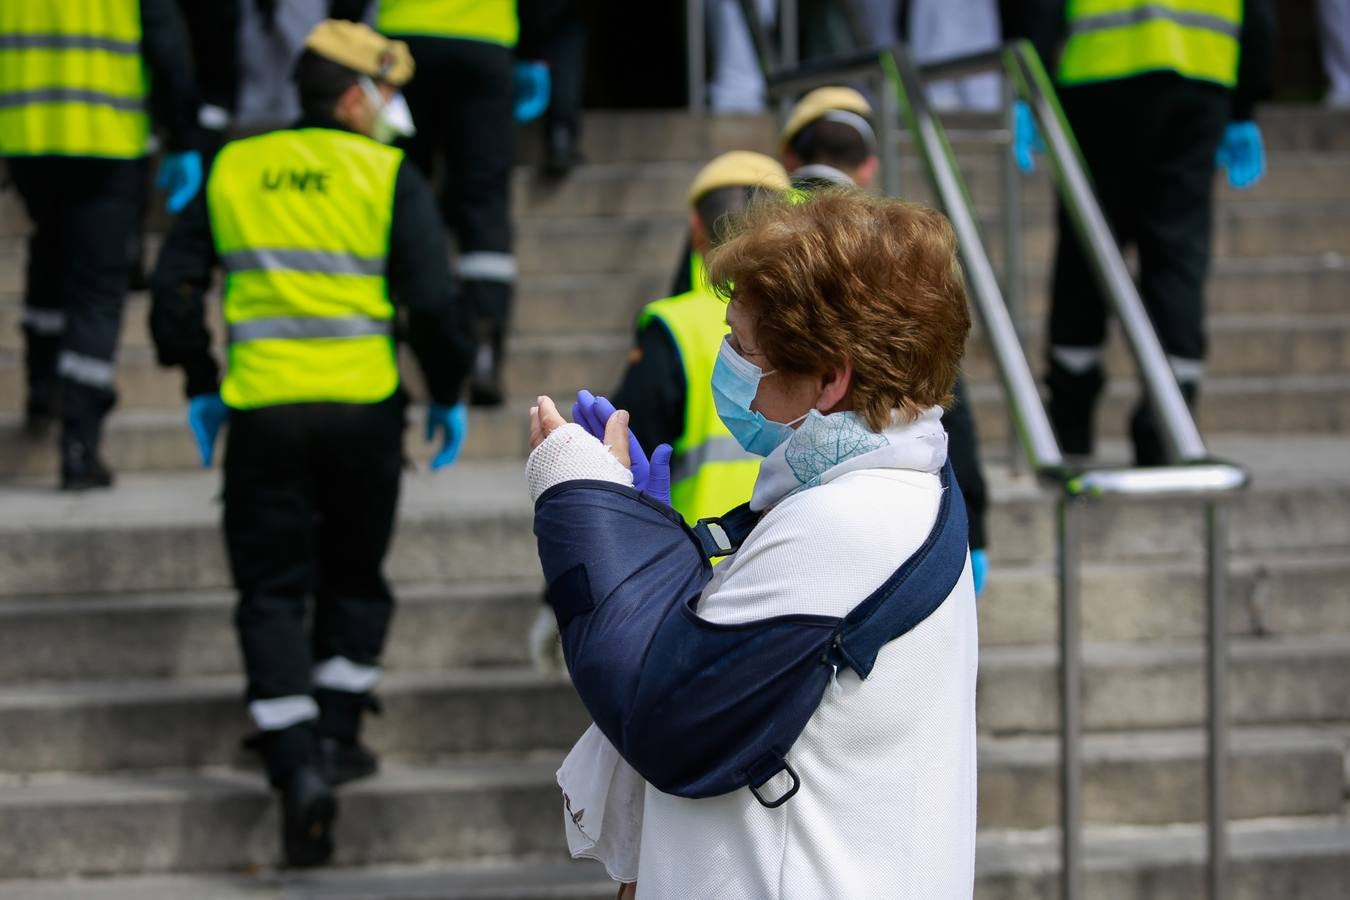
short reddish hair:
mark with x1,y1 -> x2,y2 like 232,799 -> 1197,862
706,189 -> 970,430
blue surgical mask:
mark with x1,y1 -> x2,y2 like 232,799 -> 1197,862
712,337 -> 810,456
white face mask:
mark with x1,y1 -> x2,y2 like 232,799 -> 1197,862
359,76 -> 416,144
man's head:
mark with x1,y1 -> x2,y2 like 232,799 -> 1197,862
294,19 -> 415,141
780,87 -> 878,188
686,151 -> 791,255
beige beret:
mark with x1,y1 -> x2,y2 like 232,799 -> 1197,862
779,86 -> 874,149
305,19 -> 415,87
687,151 -> 791,207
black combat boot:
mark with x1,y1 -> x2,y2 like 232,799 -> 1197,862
316,688 -> 380,786
1045,359 -> 1106,459
60,439 -> 114,491
468,318 -> 505,408
248,722 -> 337,868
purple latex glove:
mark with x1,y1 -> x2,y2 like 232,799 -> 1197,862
572,389 -> 673,504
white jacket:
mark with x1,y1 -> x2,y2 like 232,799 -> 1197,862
527,409 -> 979,900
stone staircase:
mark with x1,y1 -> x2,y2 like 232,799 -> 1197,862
0,107 -> 1347,898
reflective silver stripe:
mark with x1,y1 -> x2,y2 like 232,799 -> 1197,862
249,696 -> 319,731
228,316 -> 392,343
1168,355 -> 1205,384
1070,6 -> 1240,39
313,657 -> 381,693
0,88 -> 143,112
671,436 -> 756,483
220,248 -> 385,277
57,350 -> 114,388
1051,344 -> 1104,374
198,103 -> 230,130
0,34 -> 141,54
21,307 -> 65,335
459,251 -> 517,283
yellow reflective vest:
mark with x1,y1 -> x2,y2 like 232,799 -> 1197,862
640,264 -> 760,527
207,128 -> 403,410
0,0 -> 149,158
377,0 -> 518,47
1058,0 -> 1242,88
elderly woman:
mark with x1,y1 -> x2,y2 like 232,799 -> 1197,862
526,191 -> 978,899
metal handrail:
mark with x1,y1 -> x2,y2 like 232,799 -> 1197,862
766,41 -> 1248,900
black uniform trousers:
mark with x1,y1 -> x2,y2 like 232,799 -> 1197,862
9,157 -> 141,450
225,395 -> 405,752
1047,73 -> 1229,464
397,36 -> 515,332
518,0 -> 588,147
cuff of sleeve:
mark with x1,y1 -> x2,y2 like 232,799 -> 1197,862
183,356 -> 220,399
526,423 -> 635,503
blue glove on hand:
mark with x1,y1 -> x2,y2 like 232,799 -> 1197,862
1216,121 -> 1265,190
572,389 -> 673,505
426,402 -> 468,471
157,150 -> 203,213
970,548 -> 988,598
1012,101 -> 1043,174
187,393 -> 229,467
513,61 -> 551,124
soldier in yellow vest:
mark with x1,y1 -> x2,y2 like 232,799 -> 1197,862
0,0 -> 201,488
613,151 -> 790,527
334,0 -> 518,406
150,21 -> 474,867
1010,0 -> 1274,464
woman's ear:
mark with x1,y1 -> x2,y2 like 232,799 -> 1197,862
816,358 -> 853,414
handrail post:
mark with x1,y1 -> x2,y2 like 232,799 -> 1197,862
1206,501 -> 1230,900
1000,70 -> 1026,474
1058,496 -> 1084,900
879,67 -> 902,197
686,0 -> 705,114
779,0 -> 799,122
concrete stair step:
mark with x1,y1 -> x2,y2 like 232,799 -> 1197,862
508,151 -> 1350,220
5,255 -> 1350,360
3,813 -> 1347,898
0,670 -> 588,774
3,433 -> 1350,594
0,757 -> 568,879
2,548 -> 1348,684
0,580 -> 545,683
0,728 -> 1341,878
978,635 -> 1350,734
1,633 -> 1346,774
4,812 -> 1350,898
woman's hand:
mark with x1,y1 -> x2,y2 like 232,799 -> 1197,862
529,394 -> 632,467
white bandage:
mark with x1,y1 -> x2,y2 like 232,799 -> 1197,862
526,422 -> 634,503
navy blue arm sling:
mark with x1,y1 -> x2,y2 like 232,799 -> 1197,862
533,463 -> 968,807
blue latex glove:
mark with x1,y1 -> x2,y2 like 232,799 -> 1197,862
572,389 -> 673,504
426,402 -> 468,470
187,393 -> 229,467
157,150 -> 203,214
1216,121 -> 1266,190
1012,101 -> 1043,174
970,548 -> 988,598
513,61 -> 551,124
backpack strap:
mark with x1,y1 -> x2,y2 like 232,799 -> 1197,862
692,502 -> 763,559
826,463 -> 969,679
